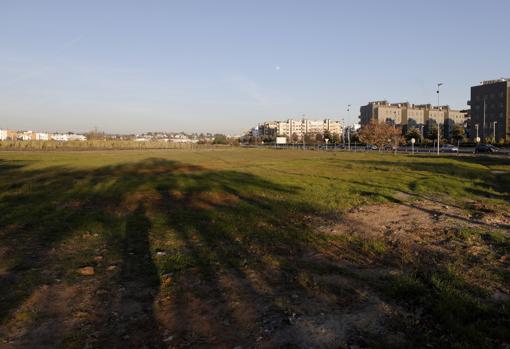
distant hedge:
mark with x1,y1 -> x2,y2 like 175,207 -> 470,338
0,140 -> 217,150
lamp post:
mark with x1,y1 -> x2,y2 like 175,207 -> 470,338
325,138 -> 329,151
436,83 -> 443,155
347,105 -> 351,151
475,123 -> 479,140
347,127 -> 351,151
493,121 -> 497,143
341,118 -> 345,148
302,114 -> 306,150
411,138 -> 416,155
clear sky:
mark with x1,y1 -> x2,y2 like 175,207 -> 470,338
1,0 -> 508,134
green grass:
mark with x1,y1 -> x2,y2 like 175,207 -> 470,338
0,148 -> 509,347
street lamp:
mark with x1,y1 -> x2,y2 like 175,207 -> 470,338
302,114 -> 306,150
411,138 -> 416,155
475,123 -> 479,141
347,105 -> 352,151
325,138 -> 329,151
493,121 -> 497,143
341,118 -> 345,147
436,83 -> 443,155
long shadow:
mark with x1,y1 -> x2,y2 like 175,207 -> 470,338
113,203 -> 162,347
1,156 -> 508,348
0,158 -> 310,346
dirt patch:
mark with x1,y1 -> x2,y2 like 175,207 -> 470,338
2,199 -> 508,348
122,190 -> 162,211
165,190 -> 240,210
189,192 -> 240,210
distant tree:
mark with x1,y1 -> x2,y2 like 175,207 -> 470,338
331,133 -> 340,144
350,131 -> 360,143
85,128 -> 106,141
451,125 -> 466,143
358,120 -> 403,150
405,128 -> 421,142
228,137 -> 240,146
261,135 -> 275,144
304,133 -> 315,144
425,125 -> 434,140
315,133 -> 324,143
425,124 -> 442,142
323,130 -> 331,142
291,133 -> 299,144
213,134 -> 228,144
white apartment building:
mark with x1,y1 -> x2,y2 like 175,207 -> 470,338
36,133 -> 50,141
21,131 -> 35,141
67,134 -> 87,141
260,119 -> 342,139
0,129 -> 7,141
51,133 -> 69,141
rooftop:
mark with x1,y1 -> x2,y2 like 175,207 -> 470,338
481,78 -> 510,85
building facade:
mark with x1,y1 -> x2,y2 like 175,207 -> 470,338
360,101 -> 405,126
469,79 -> 510,142
257,119 -> 342,140
360,101 -> 466,138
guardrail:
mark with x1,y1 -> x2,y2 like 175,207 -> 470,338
241,143 -> 510,156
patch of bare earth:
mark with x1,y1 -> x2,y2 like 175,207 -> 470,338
1,199 -> 508,348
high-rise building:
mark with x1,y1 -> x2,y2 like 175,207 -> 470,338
469,79 -> 510,142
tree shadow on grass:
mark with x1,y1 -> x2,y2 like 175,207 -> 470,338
0,157 -> 508,348
0,158 -> 321,347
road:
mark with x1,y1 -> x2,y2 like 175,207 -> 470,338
243,144 -> 510,156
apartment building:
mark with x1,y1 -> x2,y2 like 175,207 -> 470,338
469,79 -> 510,142
444,109 -> 466,138
360,101 -> 466,137
360,101 -> 404,125
258,121 -> 279,137
21,131 -> 37,141
421,105 -> 445,125
402,105 -> 425,128
258,119 -> 342,139
36,133 -> 50,141
324,119 -> 342,135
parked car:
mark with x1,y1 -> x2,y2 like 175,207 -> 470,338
475,144 -> 500,153
441,144 -> 459,152
365,144 -> 378,150
383,145 -> 398,151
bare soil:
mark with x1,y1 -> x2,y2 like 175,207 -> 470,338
1,199 -> 508,349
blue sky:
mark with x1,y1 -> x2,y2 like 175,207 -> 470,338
1,0 -> 508,134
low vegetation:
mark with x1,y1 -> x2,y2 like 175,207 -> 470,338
0,140 -> 215,150
0,148 -> 508,347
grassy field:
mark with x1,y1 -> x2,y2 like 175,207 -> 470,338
0,148 -> 509,348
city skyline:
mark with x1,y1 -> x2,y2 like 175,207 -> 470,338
1,0 -> 509,134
